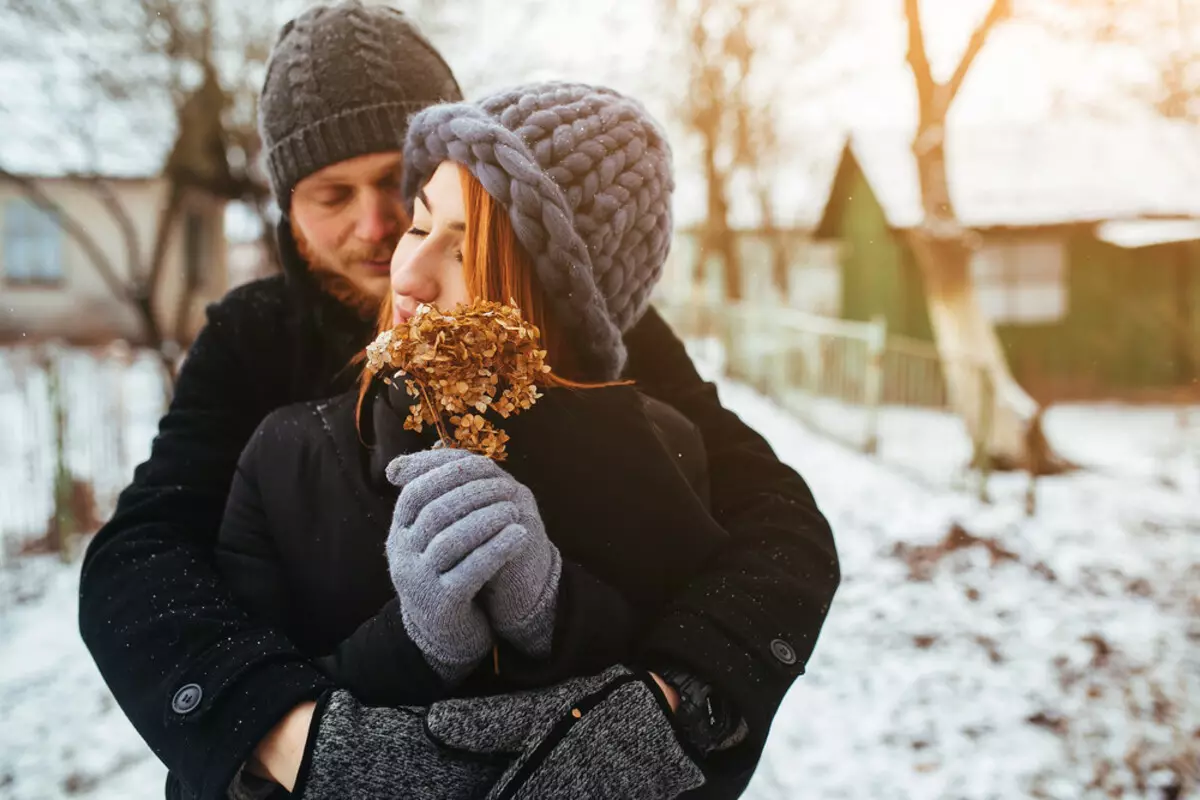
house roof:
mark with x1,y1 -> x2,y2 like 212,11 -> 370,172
816,119 -> 1200,235
0,32 -> 177,180
1095,219 -> 1200,249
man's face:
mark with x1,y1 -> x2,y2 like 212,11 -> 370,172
290,152 -> 408,305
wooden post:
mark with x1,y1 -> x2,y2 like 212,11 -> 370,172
862,314 -> 887,455
974,364 -> 994,503
47,350 -> 75,559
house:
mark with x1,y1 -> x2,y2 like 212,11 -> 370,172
0,58 -> 227,347
660,143 -> 842,315
813,120 -> 1200,399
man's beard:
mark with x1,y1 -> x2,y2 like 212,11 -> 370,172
292,221 -> 396,322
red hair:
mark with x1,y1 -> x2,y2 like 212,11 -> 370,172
357,168 -> 621,427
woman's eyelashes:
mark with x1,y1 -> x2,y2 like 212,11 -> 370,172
405,226 -> 430,238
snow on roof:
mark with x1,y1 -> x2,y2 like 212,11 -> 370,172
0,41 -> 176,180
1095,219 -> 1200,249
841,119 -> 1200,230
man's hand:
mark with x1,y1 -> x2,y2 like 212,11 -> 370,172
650,671 -> 681,712
249,701 -> 316,792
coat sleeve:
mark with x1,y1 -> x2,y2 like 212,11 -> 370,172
622,307 -> 841,779
213,422 -> 293,633
313,558 -> 641,705
78,289 -> 332,800
313,597 -> 450,707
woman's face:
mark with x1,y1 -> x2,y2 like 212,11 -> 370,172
390,162 -> 471,324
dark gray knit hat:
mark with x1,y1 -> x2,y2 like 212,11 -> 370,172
402,83 -> 674,381
259,0 -> 462,209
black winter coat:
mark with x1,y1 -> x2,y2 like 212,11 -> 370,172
214,382 -> 716,710
79,225 -> 839,800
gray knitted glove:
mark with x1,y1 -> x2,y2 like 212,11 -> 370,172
385,448 -> 527,683
297,690 -> 505,800
422,666 -> 706,800
482,479 -> 561,658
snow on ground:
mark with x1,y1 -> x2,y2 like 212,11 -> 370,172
725,380 -> 1200,800
0,352 -> 1197,798
775,391 -> 1200,496
0,555 -> 166,798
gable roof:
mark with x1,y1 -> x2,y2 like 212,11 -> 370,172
816,119 -> 1200,235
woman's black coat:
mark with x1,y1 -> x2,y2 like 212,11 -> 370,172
215,382 -> 722,708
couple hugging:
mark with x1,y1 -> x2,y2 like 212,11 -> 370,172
79,3 -> 839,798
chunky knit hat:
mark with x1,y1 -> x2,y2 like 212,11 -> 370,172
259,0 -> 462,209
402,82 -> 674,381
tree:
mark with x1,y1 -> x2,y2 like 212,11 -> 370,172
0,0 -> 284,382
901,0 -> 1070,472
660,0 -> 840,303
1053,0 -> 1200,121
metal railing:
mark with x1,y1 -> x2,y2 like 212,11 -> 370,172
656,300 -> 996,495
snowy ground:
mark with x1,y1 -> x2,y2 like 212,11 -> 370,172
1,355 -> 1197,798
727,381 -> 1200,800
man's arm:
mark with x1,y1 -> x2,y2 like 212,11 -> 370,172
78,285 -> 331,800
623,307 -> 841,774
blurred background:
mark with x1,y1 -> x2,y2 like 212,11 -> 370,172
0,0 -> 1197,797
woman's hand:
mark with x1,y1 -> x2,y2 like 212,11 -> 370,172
389,448 -> 566,662
481,479 -> 562,658
385,448 -> 528,682
249,701 -> 316,792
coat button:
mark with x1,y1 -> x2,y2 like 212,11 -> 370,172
770,639 -> 797,666
172,683 -> 203,715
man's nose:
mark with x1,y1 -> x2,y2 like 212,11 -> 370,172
355,191 -> 401,243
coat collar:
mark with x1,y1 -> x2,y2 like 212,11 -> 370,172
365,379 -> 440,493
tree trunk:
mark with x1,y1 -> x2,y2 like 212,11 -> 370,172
757,186 -> 789,300
703,135 -> 741,301
908,127 -> 1039,471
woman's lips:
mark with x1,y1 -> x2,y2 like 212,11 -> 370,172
393,302 -> 413,325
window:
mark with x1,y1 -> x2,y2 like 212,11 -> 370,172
971,238 -> 1068,324
3,198 -> 64,285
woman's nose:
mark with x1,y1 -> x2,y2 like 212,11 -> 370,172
391,246 -> 439,305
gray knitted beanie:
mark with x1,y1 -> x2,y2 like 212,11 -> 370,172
402,82 -> 674,381
259,0 -> 462,209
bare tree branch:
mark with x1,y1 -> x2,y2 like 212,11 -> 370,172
145,181 -> 184,301
945,0 -> 1011,107
90,179 -> 145,282
0,167 -> 130,302
904,0 -> 936,118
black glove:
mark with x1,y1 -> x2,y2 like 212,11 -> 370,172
654,665 -> 749,755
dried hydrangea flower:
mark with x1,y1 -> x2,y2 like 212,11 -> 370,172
364,299 -> 547,461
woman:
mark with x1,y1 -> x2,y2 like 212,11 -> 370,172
217,83 -> 736,798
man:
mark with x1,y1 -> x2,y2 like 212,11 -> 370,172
78,2 -> 839,798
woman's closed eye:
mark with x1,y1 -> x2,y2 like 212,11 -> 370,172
405,226 -> 430,238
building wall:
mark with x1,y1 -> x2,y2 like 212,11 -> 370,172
0,178 -> 226,346
831,165 -> 1200,398
659,229 -> 841,315
1000,235 -> 1200,397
